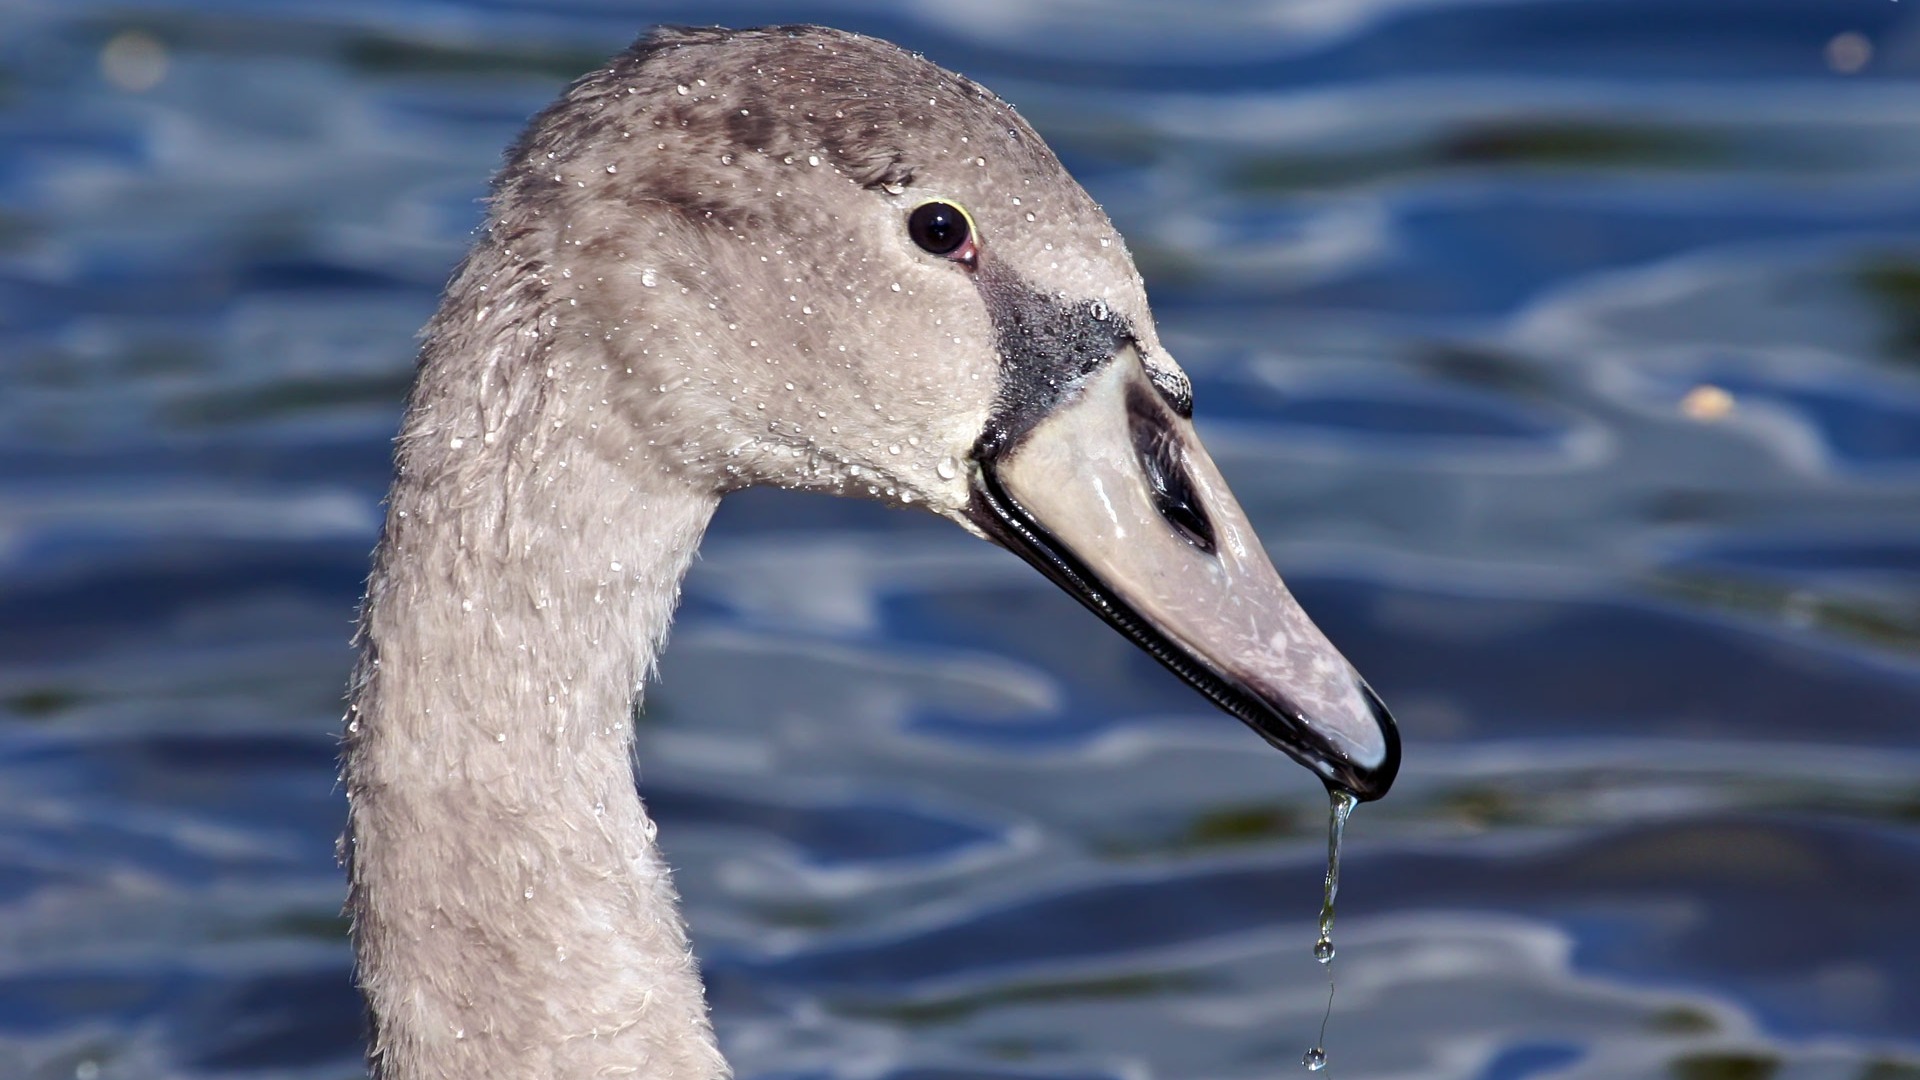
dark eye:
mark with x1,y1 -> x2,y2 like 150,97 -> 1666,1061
908,201 -> 972,259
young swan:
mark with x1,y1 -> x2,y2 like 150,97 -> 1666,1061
344,24 -> 1398,1080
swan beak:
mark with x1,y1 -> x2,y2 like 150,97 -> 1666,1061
966,345 -> 1400,800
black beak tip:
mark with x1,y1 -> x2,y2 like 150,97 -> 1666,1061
1329,679 -> 1401,803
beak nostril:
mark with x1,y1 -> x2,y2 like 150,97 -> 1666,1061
1126,382 -> 1216,553
1147,456 -> 1216,553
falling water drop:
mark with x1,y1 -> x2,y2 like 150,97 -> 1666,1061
1304,787 -> 1358,1071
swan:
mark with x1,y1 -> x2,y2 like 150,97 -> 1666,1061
343,24 -> 1400,1079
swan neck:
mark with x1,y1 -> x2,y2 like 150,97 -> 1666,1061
343,368 -> 726,1079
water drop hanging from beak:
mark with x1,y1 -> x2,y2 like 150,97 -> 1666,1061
1303,788 -> 1357,1071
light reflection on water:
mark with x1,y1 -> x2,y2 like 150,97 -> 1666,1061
3,1 -> 1920,1078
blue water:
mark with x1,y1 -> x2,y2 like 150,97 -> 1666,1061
4,2 -> 1920,1078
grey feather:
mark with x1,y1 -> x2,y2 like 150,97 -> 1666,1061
343,25 -> 1184,1079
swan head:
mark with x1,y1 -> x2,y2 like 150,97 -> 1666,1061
486,24 -> 1399,799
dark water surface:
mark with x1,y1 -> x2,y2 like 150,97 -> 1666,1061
4,1 -> 1920,1077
